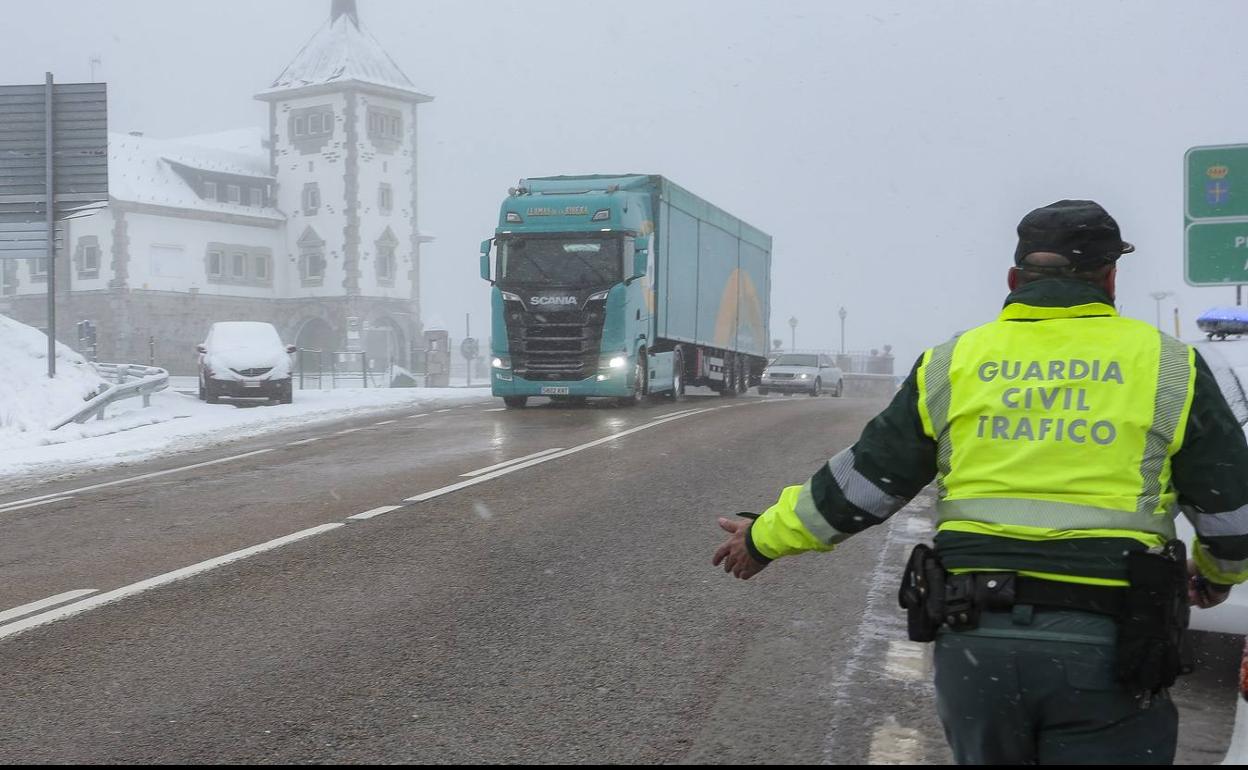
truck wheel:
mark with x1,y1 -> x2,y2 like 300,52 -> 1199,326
503,396 -> 528,409
667,349 -> 685,401
197,376 -> 206,401
720,357 -> 738,398
737,357 -> 750,394
618,350 -> 648,407
810,378 -> 822,397
205,378 -> 221,404
758,387 -> 770,396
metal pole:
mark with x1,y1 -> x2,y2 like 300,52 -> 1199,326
1239,285 -> 1243,307
45,72 -> 56,378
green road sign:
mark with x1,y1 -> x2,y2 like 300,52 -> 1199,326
1187,145 -> 1248,220
1185,219 -> 1248,285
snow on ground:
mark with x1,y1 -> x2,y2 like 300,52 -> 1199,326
0,315 -> 107,434
0,385 -> 490,487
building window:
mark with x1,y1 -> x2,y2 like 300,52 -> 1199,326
76,236 -> 101,278
379,184 -> 393,214
375,228 -> 399,286
302,183 -> 321,215
231,252 -> 246,278
254,254 -> 269,281
30,257 -> 48,278
367,107 -> 403,153
82,246 -> 99,273
1,261 -> 15,295
294,116 -> 307,137
207,250 -> 223,277
203,181 -> 218,201
249,188 -> 263,207
226,185 -> 241,204
298,227 -> 326,287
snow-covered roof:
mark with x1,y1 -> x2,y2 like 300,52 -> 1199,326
107,132 -> 283,221
256,2 -> 431,103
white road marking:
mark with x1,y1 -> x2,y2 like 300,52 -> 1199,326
868,724 -> 925,765
406,409 -> 711,503
334,428 -> 362,435
286,437 -> 322,447
0,589 -> 97,624
373,420 -> 396,426
347,505 -> 405,521
883,640 -> 929,682
434,409 -> 451,413
0,523 -> 343,642
0,496 -> 75,514
483,408 -> 506,413
0,449 -> 275,511
460,448 -> 564,478
407,413 -> 430,419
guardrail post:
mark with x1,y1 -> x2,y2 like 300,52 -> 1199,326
363,353 -> 369,389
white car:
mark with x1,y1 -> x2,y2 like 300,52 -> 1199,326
759,353 -> 844,397
196,321 -> 296,405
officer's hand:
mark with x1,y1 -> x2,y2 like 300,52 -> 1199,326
1188,562 -> 1232,609
712,517 -> 767,580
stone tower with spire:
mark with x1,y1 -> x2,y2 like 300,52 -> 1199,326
256,0 -> 432,365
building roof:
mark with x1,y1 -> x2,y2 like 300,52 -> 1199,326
107,131 -> 283,221
256,1 -> 432,103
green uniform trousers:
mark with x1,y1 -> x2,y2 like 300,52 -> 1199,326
932,608 -> 1178,765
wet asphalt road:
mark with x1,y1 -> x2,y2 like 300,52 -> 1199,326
0,392 -> 1239,763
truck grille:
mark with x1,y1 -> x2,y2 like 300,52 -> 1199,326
504,301 -> 605,381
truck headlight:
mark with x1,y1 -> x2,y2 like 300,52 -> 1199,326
492,357 -> 511,369
609,356 -> 627,369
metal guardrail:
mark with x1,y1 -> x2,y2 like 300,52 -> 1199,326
50,362 -> 169,430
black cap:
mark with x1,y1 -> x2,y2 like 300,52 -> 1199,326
1014,200 -> 1134,270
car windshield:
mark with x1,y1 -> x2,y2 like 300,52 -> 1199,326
498,237 -> 622,286
210,322 -> 283,351
772,354 -> 819,367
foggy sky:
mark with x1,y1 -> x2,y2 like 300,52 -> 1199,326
3,0 -> 1246,369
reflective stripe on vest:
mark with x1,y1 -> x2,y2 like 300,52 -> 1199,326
916,303 -> 1195,537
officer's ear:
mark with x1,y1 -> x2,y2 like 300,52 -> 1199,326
1102,265 -> 1118,301
1007,266 -> 1021,292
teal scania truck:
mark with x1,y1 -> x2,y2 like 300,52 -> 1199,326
479,174 -> 772,408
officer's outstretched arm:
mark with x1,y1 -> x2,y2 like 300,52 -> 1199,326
748,358 -> 938,562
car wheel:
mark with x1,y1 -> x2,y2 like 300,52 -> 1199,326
810,378 -> 822,397
279,381 -> 293,405
833,379 -> 844,398
503,396 -> 528,409
205,378 -> 221,404
197,376 -> 206,401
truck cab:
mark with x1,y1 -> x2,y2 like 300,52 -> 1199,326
481,178 -> 668,408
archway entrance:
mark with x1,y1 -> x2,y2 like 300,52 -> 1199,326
365,316 -> 407,373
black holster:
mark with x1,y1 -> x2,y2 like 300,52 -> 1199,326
1115,539 -> 1194,696
898,544 -> 946,642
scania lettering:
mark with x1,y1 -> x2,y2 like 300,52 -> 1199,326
481,174 -> 772,408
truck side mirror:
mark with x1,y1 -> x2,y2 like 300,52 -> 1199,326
480,240 -> 493,282
630,236 -> 649,280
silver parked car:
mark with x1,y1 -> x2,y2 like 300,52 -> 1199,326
759,353 -> 844,397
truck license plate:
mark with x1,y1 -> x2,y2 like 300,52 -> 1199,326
541,387 -> 570,395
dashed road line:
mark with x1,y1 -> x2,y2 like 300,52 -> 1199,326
0,589 -> 98,625
347,505 -> 405,521
286,437 -> 322,447
373,420 -> 396,426
868,724 -> 925,765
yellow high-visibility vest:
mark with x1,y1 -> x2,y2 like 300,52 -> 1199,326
917,301 -> 1196,579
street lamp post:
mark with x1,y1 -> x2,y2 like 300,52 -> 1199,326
1149,291 -> 1174,330
838,307 -> 847,355
788,316 -> 798,351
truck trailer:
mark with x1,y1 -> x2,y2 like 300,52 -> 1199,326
480,174 -> 772,407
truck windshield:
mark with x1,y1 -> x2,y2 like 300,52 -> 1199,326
498,237 -> 622,286
772,354 -> 819,367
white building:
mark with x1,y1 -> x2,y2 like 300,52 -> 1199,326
0,0 -> 432,375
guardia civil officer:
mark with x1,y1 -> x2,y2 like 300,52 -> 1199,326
712,200 -> 1248,764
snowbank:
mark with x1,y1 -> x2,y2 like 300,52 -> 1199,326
0,315 -> 106,434
0,385 -> 489,486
